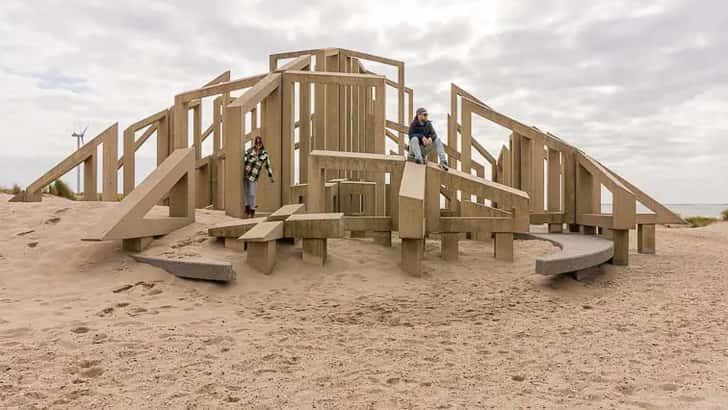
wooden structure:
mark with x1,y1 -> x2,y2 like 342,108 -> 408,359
11,47 -> 682,275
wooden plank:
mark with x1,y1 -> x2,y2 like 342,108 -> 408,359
439,217 -> 514,233
309,150 -> 404,173
175,74 -> 268,102
284,212 -> 344,238
83,148 -> 195,241
342,216 -> 392,232
283,70 -> 385,86
267,203 -> 305,221
240,221 -> 284,242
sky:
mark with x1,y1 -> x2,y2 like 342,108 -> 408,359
0,0 -> 726,203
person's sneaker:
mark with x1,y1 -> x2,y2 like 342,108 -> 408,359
415,159 -> 423,165
439,162 -> 449,171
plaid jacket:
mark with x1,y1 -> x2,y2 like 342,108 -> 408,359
243,147 -> 273,182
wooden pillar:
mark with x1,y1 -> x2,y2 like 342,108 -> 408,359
173,101 -> 189,149
247,241 -> 276,274
531,136 -> 545,212
547,148 -> 562,232
425,166 -> 440,234
373,81 -> 386,216
638,224 -> 656,254
281,79 -> 295,205
313,50 -> 327,152
494,232 -> 514,262
461,102 -> 472,202
302,238 -> 327,265
300,80 -> 311,183
101,123 -> 118,201
306,159 -> 325,213
169,169 -> 194,218
441,233 -> 459,261
611,229 -> 629,265
83,152 -> 97,201
401,238 -> 423,277
259,87 -> 282,211
212,97 -> 224,209
192,104 -> 202,160
224,105 -> 244,218
563,149 -> 576,225
511,133 -> 522,189
397,63 -> 405,155
123,128 -> 135,196
157,112 -> 170,166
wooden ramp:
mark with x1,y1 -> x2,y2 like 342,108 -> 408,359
10,124 -> 119,202
83,147 -> 195,243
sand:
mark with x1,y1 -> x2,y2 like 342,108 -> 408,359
1,192 -> 727,409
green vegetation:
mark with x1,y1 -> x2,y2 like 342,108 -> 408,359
685,216 -> 717,228
48,180 -> 77,200
722,208 -> 728,221
0,184 -> 21,194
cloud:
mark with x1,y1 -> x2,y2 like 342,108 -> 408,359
0,0 -> 726,203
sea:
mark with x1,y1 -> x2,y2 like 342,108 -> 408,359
601,204 -> 728,218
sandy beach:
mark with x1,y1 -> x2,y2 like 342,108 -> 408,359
1,192 -> 727,409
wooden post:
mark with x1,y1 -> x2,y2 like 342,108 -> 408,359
83,152 -> 97,201
212,97 -> 224,209
302,238 -> 327,265
224,105 -> 244,218
425,166 -> 440,234
611,229 -> 629,265
123,127 -> 135,196
157,112 -> 170,166
547,148 -> 562,233
282,80 -> 295,205
441,232 -> 459,261
259,86 -> 282,211
401,238 -> 423,277
300,80 -> 311,183
638,224 -> 656,254
494,232 -> 514,261
373,81 -> 386,216
101,123 -> 118,201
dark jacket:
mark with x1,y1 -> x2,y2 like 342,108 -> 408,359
408,119 -> 438,143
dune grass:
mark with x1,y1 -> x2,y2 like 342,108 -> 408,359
0,184 -> 21,194
685,216 -> 717,228
47,180 -> 77,200
722,208 -> 728,221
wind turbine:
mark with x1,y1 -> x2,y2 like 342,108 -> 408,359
71,125 -> 88,193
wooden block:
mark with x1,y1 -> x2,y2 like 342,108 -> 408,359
240,221 -> 284,242
247,241 -> 276,274
398,162 -> 426,239
401,238 -> 423,277
268,203 -> 305,221
284,213 -> 344,238
611,229 -> 629,265
371,231 -> 392,247
441,232 -> 459,261
494,232 -> 514,262
132,255 -> 235,282
583,225 -> 597,235
637,224 -> 655,254
122,237 -> 153,252
302,238 -> 327,265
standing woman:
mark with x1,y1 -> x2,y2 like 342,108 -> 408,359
243,136 -> 274,218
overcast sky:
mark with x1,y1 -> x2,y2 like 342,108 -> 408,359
1,0 -> 726,203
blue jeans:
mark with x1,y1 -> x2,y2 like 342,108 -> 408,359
409,137 -> 448,164
244,179 -> 257,208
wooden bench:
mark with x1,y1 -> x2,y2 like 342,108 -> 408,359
239,221 -> 283,274
342,215 -> 393,247
207,217 -> 267,250
284,213 -> 344,265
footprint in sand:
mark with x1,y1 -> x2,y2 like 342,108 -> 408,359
45,216 -> 61,224
27,242 -> 39,248
71,326 -> 90,334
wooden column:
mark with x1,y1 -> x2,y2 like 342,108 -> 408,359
83,153 -> 97,201
281,80 -> 295,205
123,128 -> 135,196
212,97 -> 224,209
101,123 -> 118,201
223,105 -> 244,218
373,82 -> 386,216
300,80 -> 311,183
611,229 -> 629,265
259,87 -> 282,211
547,148 -> 562,233
638,224 -> 656,254
494,232 -> 514,261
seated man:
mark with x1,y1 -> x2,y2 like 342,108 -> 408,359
408,107 -> 449,170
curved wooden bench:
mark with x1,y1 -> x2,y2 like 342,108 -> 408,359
526,233 -> 614,275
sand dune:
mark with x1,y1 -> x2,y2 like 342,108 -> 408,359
1,193 -> 727,408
